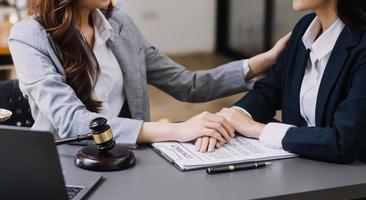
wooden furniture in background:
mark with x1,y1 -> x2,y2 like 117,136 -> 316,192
0,12 -> 12,56
0,12 -> 14,80
0,46 -> 10,56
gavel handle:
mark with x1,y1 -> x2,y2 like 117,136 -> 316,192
55,134 -> 93,146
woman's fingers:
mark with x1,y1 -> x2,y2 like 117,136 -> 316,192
200,137 -> 210,152
271,31 -> 292,58
222,121 -> 236,137
205,122 -> 232,141
208,113 -> 234,130
195,137 -> 226,153
208,137 -> 217,152
195,137 -> 202,152
281,31 -> 292,43
212,117 -> 235,138
195,137 -> 218,153
199,137 -> 218,153
205,114 -> 235,138
202,128 -> 225,143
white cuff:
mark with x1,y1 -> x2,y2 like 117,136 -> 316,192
231,106 -> 252,118
259,122 -> 295,149
242,59 -> 257,90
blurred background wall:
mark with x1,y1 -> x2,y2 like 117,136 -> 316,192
123,0 -> 305,56
124,0 -> 216,55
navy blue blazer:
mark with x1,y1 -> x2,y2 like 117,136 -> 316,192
235,13 -> 366,163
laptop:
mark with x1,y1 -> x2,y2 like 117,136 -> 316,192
0,126 -> 102,200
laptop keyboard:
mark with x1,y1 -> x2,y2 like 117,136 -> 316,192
66,185 -> 84,199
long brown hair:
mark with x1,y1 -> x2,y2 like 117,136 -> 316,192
28,0 -> 113,112
337,0 -> 366,33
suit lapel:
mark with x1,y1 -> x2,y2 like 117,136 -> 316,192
315,27 -> 360,126
107,19 -> 143,118
291,43 -> 310,126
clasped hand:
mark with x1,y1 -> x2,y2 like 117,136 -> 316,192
176,31 -> 289,152
193,108 -> 265,153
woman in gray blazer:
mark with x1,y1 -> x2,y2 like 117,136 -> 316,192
9,0 -> 289,147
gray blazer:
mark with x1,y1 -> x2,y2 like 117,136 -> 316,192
8,9 -> 249,144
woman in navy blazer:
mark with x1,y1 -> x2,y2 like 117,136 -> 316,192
195,0 -> 366,163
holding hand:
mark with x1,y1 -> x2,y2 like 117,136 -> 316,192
194,108 -> 265,153
175,111 -> 235,143
216,108 -> 264,139
138,111 -> 235,144
246,32 -> 292,80
267,31 -> 292,64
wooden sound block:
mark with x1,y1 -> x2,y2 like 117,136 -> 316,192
75,144 -> 136,171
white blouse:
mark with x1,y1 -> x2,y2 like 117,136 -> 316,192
91,9 -> 124,117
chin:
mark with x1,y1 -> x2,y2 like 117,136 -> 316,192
293,0 -> 306,11
293,0 -> 315,12
292,0 -> 330,12
98,0 -> 111,8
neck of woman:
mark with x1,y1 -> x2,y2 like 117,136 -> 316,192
76,8 -> 95,47
77,8 -> 92,31
314,1 -> 338,34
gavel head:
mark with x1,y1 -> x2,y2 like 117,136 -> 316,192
89,117 -> 116,152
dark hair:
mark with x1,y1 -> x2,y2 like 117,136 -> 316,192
28,0 -> 113,112
337,0 -> 366,33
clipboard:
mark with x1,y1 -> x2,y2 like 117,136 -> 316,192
151,137 -> 297,172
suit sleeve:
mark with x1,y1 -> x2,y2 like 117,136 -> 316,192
233,50 -> 287,123
123,14 -> 250,103
282,53 -> 366,163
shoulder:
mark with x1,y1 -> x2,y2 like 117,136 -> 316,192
110,8 -> 130,22
109,8 -> 137,29
9,17 -> 49,54
108,8 -> 145,45
353,30 -> 366,51
281,13 -> 316,54
109,8 -> 140,35
291,13 -> 316,38
10,17 -> 47,41
351,33 -> 366,69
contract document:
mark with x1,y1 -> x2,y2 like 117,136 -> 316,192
152,137 -> 297,171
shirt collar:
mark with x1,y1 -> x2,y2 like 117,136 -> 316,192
92,9 -> 114,47
302,16 -> 345,60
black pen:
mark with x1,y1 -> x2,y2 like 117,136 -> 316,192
206,162 -> 272,174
